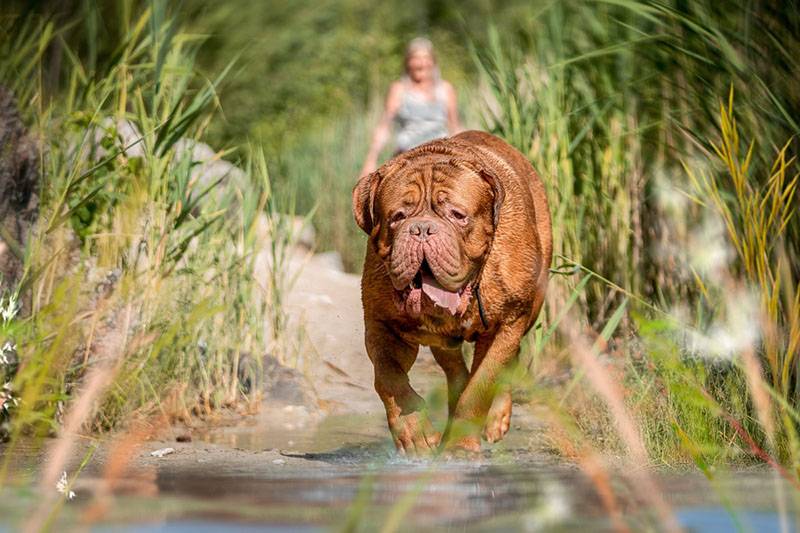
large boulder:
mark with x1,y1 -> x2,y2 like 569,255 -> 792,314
172,138 -> 246,204
0,86 -> 39,292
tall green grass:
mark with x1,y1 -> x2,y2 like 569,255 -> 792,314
0,4 -> 290,463
468,1 -> 800,470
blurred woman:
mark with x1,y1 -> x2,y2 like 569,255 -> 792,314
360,37 -> 461,177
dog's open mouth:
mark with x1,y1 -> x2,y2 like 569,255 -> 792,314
401,260 -> 464,315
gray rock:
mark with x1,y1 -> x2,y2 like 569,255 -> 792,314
262,353 -> 317,408
171,138 -> 246,205
0,86 -> 39,292
81,122 -> 246,208
80,117 -> 146,162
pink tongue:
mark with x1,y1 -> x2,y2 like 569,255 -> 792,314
421,271 -> 460,314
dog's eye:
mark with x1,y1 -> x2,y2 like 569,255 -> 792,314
390,211 -> 407,225
450,209 -> 468,223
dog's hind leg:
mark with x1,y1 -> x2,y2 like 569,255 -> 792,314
431,345 -> 469,419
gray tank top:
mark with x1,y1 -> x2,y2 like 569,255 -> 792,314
394,81 -> 448,152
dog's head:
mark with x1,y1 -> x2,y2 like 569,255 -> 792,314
352,142 -> 504,316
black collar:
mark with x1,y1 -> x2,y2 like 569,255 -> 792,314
474,282 -> 489,330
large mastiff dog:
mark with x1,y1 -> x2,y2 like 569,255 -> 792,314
352,130 -> 551,455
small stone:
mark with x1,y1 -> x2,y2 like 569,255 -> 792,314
150,447 -> 175,458
176,434 -> 192,443
272,459 -> 286,465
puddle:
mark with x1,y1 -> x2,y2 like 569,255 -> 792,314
2,408 -> 798,531
197,409 -> 390,458
676,507 -> 795,532
2,454 -> 798,531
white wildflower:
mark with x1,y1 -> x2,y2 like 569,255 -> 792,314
0,341 -> 15,366
56,471 -> 76,500
0,294 -> 19,323
687,215 -> 733,277
655,178 -> 688,214
682,288 -> 761,360
0,382 -> 18,414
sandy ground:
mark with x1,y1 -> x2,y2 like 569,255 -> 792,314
145,247 -> 556,469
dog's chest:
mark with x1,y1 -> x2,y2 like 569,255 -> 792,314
396,310 -> 483,348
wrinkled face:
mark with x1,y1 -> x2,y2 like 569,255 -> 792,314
369,161 -> 496,316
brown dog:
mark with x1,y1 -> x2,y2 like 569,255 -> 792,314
352,130 -> 551,455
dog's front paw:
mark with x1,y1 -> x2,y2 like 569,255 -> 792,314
482,391 -> 512,443
388,411 -> 441,457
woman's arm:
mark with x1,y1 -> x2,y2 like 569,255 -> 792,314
360,81 -> 403,177
443,81 -> 462,134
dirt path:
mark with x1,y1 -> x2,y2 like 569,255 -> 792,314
64,245 -> 553,475
282,249 -> 445,416
197,246 -> 553,461
16,245 -> 553,482
15,247 -> 569,529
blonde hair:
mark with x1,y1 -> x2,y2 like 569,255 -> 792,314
404,37 -> 440,81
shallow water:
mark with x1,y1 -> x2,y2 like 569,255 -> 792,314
2,467 -> 797,530
1,410 -> 798,531
1,461 -> 796,531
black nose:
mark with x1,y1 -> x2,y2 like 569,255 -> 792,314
408,220 -> 438,238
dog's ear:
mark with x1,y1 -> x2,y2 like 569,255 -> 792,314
352,170 -> 381,234
479,166 -> 505,227
352,158 -> 408,234
452,154 -> 506,227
